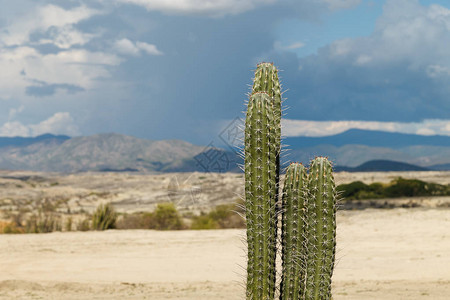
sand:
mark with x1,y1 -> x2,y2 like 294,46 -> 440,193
1,208 -> 449,299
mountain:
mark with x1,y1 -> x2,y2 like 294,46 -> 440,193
284,129 -> 450,169
428,163 -> 450,171
0,134 -> 70,148
284,129 -> 450,148
0,133 -> 208,172
0,129 -> 450,173
335,160 -> 429,172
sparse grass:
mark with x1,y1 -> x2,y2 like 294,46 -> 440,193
65,217 -> 73,231
25,213 -> 62,233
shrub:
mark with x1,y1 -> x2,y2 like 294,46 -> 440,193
77,218 -> 91,231
0,221 -> 23,234
191,213 -> 219,229
152,203 -> 184,230
65,217 -> 73,231
116,204 -> 184,230
25,213 -> 62,233
191,203 -> 245,230
338,177 -> 450,201
92,203 -> 117,230
384,177 -> 450,198
116,212 -> 156,229
337,181 -> 371,199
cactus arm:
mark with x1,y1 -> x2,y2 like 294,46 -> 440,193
280,162 -> 308,300
304,157 -> 337,300
245,92 -> 277,300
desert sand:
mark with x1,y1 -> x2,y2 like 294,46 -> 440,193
1,208 -> 449,299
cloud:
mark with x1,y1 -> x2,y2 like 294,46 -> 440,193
0,4 -> 120,99
26,83 -> 85,97
114,38 -> 163,56
282,119 -> 450,137
0,46 -> 121,98
0,121 -> 30,137
283,0 -> 450,123
322,0 -> 361,10
136,41 -> 164,55
30,112 -> 79,136
274,41 -> 305,51
0,112 -> 80,137
116,0 -> 277,17
0,4 -> 100,47
8,105 -> 25,120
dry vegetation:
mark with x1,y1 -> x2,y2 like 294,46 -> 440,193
0,170 -> 449,234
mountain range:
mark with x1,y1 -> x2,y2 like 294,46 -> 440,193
0,129 -> 449,172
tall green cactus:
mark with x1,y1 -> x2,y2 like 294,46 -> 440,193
244,63 -> 337,300
280,163 -> 308,300
304,157 -> 337,300
245,92 -> 278,300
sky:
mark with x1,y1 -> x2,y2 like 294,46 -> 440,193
1,0 -> 450,145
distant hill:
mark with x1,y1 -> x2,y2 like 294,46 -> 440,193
284,129 -> 450,148
335,160 -> 429,172
0,130 -> 450,173
0,133 -> 208,172
428,163 -> 450,171
0,134 -> 70,148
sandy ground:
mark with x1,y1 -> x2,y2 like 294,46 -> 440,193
1,208 -> 449,299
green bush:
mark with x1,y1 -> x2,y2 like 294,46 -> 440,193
338,177 -> 450,200
92,203 -> 117,230
152,203 -> 184,230
191,213 -> 219,229
191,203 -> 245,230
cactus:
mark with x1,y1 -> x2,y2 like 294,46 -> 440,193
245,92 -> 278,300
244,63 -> 337,300
280,162 -> 308,300
303,157 -> 337,300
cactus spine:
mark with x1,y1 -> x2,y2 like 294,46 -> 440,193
245,92 -> 278,300
280,163 -> 308,300
304,157 -> 337,300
